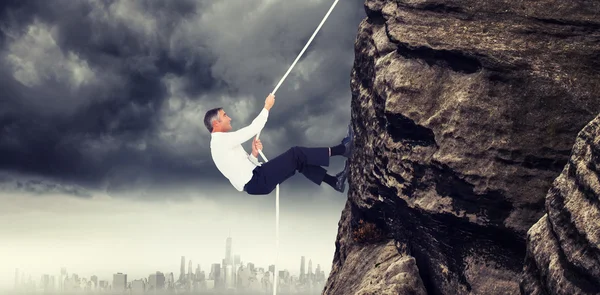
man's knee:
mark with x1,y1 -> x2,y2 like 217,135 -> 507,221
288,146 -> 301,155
286,146 -> 304,164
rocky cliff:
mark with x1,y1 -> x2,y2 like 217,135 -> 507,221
323,0 -> 600,294
521,114 -> 600,294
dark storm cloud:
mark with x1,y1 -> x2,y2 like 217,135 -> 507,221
0,171 -> 92,198
0,0 -> 366,198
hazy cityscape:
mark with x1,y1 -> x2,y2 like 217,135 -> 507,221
10,236 -> 328,295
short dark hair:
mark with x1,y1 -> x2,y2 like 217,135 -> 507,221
204,107 -> 222,133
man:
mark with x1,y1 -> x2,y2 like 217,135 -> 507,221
204,93 -> 354,195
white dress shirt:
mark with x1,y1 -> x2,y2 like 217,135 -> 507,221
210,108 -> 269,191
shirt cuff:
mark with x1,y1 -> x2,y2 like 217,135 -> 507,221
248,154 -> 262,166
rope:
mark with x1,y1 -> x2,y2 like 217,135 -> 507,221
253,1 -> 339,294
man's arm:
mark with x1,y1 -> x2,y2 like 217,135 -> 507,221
219,108 -> 269,147
219,94 -> 275,147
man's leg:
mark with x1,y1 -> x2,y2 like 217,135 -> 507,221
267,146 -> 329,184
244,146 -> 330,195
244,123 -> 354,194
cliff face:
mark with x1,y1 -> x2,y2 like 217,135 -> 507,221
521,114 -> 600,294
324,0 -> 600,294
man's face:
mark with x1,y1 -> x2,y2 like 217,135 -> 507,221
217,109 -> 232,131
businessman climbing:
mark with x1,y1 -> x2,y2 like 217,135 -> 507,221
204,93 -> 353,195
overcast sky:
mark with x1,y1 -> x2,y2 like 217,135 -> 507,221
0,0 -> 366,290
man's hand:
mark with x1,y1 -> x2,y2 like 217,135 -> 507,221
251,138 -> 263,157
264,93 -> 275,111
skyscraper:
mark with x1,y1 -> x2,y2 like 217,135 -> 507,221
220,261 -> 226,288
308,259 -> 313,280
149,272 -> 165,290
233,255 -> 240,288
157,272 -> 166,289
225,236 -> 232,265
300,256 -> 306,281
316,264 -> 321,280
60,268 -> 67,291
180,256 -> 186,282
225,264 -> 233,289
168,272 -> 175,289
211,263 -> 221,287
149,274 -> 156,290
188,260 -> 193,280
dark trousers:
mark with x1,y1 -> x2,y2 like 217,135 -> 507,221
243,146 -> 329,195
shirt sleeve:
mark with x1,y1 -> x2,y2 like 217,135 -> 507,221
219,108 -> 269,147
248,154 -> 262,166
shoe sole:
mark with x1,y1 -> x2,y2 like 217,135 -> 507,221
343,124 -> 354,158
338,160 -> 350,192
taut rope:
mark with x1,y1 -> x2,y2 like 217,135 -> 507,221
253,1 -> 340,294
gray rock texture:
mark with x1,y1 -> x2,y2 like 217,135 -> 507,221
323,0 -> 600,294
521,114 -> 600,295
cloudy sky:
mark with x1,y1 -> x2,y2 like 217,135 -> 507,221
0,0 -> 366,290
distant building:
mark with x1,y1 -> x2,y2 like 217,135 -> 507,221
59,268 -> 67,291
225,237 -> 233,265
149,271 -> 165,290
112,273 -> 127,291
300,256 -> 306,282
210,264 -> 220,280
90,275 -> 98,288
225,264 -> 234,289
205,279 -> 215,290
131,279 -> 145,294
237,266 -> 253,290
98,280 -> 109,290
41,274 -> 50,291
279,270 -> 290,281
49,275 -> 56,291
180,256 -> 186,282
195,264 -> 201,280
211,263 -> 222,289
167,272 -> 175,289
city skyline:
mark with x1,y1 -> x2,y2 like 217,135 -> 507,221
11,235 -> 328,294
11,254 -> 328,289
0,190 -> 340,291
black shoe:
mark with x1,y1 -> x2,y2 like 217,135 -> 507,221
333,160 -> 350,193
341,123 -> 354,158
